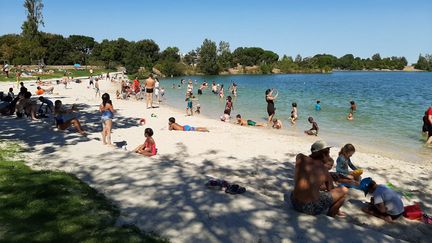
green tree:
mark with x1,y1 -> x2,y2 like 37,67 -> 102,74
217,41 -> 233,70
123,39 -> 160,74
294,54 -> 302,63
415,54 -> 429,70
67,35 -> 95,65
197,39 -> 219,75
338,54 -> 355,69
41,33 -> 71,65
183,50 -> 198,66
260,50 -> 279,64
160,47 -> 180,62
21,0 -> 44,39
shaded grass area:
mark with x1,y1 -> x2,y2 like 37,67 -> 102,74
0,69 -> 114,82
0,143 -> 166,242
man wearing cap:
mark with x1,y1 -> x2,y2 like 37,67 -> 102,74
291,140 -> 348,217
360,177 -> 404,222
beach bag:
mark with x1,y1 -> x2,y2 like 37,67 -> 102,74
403,203 -> 423,220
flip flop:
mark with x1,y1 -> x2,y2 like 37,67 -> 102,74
205,179 -> 229,190
225,184 -> 246,195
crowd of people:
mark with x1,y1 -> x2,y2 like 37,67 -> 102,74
1,72 -> 430,224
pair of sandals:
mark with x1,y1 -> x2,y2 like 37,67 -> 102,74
205,179 -> 246,195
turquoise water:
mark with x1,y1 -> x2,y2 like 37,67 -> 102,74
161,72 -> 432,163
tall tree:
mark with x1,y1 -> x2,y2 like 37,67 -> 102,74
217,41 -> 233,70
22,0 -> 44,39
198,39 -> 219,74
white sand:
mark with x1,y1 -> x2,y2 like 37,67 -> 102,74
1,77 -> 431,242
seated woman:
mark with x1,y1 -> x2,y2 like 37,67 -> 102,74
15,91 -> 38,120
134,128 -> 157,157
54,100 -> 86,135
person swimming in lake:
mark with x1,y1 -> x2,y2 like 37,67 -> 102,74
236,114 -> 266,127
134,128 -> 157,157
168,117 -> 209,132
272,118 -> 283,129
347,112 -> 354,121
305,117 -> 319,136
265,89 -> 278,124
219,84 -> 224,99
315,100 -> 321,111
290,102 -> 298,124
350,101 -> 357,112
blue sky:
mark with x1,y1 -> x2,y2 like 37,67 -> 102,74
1,0 -> 431,64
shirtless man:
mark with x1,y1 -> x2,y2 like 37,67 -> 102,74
290,140 -> 348,217
144,74 -> 156,109
168,117 -> 209,132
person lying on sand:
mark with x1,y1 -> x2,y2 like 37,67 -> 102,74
134,128 -> 157,157
305,116 -> 319,136
168,117 -> 209,132
272,118 -> 282,129
54,100 -> 86,135
35,86 -> 54,95
360,178 -> 404,223
290,140 -> 348,217
236,114 -> 266,127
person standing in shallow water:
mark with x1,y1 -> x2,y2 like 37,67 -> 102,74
424,105 -> 432,145
265,89 -> 277,124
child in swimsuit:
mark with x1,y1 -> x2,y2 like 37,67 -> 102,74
305,117 -> 319,136
315,100 -> 321,111
290,102 -> 298,124
236,114 -> 266,127
134,128 -> 157,157
272,118 -> 282,129
185,93 -> 193,116
168,117 -> 209,132
336,144 -> 361,184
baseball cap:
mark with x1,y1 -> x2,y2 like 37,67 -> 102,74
359,177 -> 373,196
310,140 -> 331,153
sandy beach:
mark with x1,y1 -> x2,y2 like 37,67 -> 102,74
1,77 -> 431,242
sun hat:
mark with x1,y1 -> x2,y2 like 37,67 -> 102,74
310,140 -> 331,153
359,177 -> 373,196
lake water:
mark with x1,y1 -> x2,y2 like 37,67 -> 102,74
160,72 -> 432,163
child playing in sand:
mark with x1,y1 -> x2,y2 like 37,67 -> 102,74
195,104 -> 201,114
220,109 -> 230,122
305,117 -> 319,136
168,117 -> 209,132
272,118 -> 283,129
236,114 -> 266,127
336,144 -> 362,185
360,178 -> 404,222
290,102 -> 298,124
315,100 -> 321,111
134,128 -> 157,157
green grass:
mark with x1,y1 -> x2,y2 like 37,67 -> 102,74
0,69 -> 115,82
0,142 -> 167,243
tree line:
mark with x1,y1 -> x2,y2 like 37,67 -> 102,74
0,0 -> 429,76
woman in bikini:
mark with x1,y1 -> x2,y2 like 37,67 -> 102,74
134,128 -> 157,157
266,89 -> 278,124
100,93 -> 115,145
